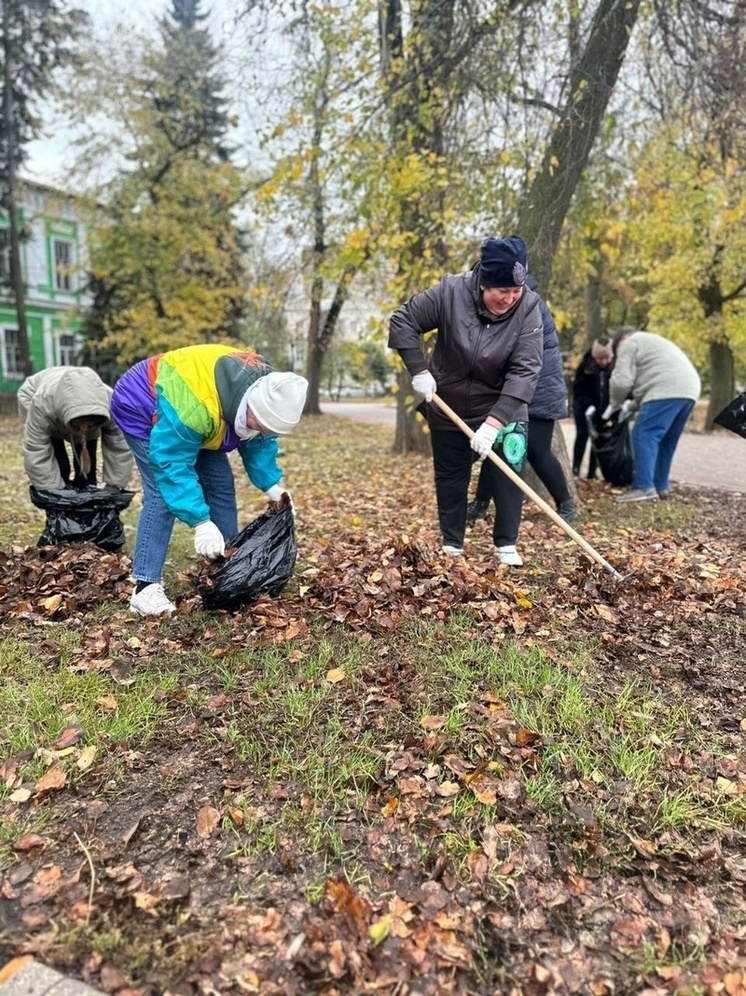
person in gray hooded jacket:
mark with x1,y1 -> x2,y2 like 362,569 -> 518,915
17,366 -> 133,492
388,235 -> 543,566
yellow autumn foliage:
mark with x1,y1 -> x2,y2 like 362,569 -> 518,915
87,153 -> 247,364
624,120 -> 746,373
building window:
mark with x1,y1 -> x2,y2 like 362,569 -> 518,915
53,239 -> 74,291
1,327 -> 25,379
58,332 -> 81,366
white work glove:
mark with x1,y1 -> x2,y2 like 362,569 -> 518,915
265,484 -> 294,514
470,422 -> 499,460
585,405 -> 596,417
265,483 -> 288,502
619,399 -> 634,420
601,403 -> 618,420
194,520 -> 225,559
411,370 -> 437,402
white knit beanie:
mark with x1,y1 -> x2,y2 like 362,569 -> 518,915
245,372 -> 308,435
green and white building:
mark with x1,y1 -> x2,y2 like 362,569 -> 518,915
0,179 -> 90,398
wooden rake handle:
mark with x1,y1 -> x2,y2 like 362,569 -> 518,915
429,393 -> 623,581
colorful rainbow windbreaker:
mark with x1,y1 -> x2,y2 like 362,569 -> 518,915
111,344 -> 283,526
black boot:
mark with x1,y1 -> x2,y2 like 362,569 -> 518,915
558,500 -> 580,523
466,498 -> 490,522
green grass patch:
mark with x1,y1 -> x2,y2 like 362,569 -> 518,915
2,611 -> 744,870
387,622 -> 746,840
0,634 -> 180,757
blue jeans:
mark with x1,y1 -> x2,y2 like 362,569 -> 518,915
125,433 -> 238,583
631,399 -> 695,492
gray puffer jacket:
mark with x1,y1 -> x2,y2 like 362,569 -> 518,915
389,269 -> 543,430
18,367 -> 134,490
525,276 -> 567,422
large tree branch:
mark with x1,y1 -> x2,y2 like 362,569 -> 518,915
518,0 -> 643,290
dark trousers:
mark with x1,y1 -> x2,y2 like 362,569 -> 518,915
572,398 -> 598,478
431,429 -> 523,548
527,418 -> 571,505
51,437 -> 98,488
475,418 -> 571,508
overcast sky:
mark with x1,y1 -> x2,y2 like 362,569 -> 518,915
25,0 -> 257,187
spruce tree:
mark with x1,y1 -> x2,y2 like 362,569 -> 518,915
81,1 -> 248,362
152,0 -> 232,162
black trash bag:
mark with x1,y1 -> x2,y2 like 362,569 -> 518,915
714,390 -> 746,440
587,411 -> 634,486
200,499 -> 297,611
29,486 -> 135,552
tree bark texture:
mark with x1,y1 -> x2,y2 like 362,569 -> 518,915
305,264 -> 360,416
697,248 -> 738,432
707,340 -> 735,432
393,370 -> 432,456
384,0 -> 454,455
584,237 -> 604,342
2,5 -> 32,377
524,426 -> 579,507
519,0 -> 643,291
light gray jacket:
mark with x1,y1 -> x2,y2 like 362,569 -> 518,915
18,367 -> 134,490
610,332 -> 701,410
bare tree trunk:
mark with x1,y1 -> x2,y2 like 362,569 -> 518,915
552,424 -> 579,504
706,339 -> 735,432
519,0 -> 643,291
2,7 -> 33,377
584,236 -> 604,342
525,425 -> 578,506
299,39 -> 369,417
305,272 -> 325,415
698,253 -> 738,432
382,0 -> 454,455
305,264 -> 361,416
393,369 -> 432,455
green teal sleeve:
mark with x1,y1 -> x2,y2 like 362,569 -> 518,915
148,396 -> 211,526
238,436 -> 283,492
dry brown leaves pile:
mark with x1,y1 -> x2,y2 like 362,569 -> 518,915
2,418 -> 746,995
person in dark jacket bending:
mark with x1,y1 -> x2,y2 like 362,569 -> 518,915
388,235 -> 543,566
572,339 -> 613,478
467,276 -> 578,523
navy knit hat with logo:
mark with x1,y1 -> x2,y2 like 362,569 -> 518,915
479,236 -> 528,288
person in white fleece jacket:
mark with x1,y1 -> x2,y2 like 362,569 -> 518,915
607,328 -> 700,502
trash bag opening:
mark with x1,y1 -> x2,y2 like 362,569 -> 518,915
714,390 -> 746,440
198,497 -> 297,611
29,486 -> 135,552
586,412 -> 634,487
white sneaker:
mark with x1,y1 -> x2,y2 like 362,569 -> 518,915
129,583 -> 176,617
495,545 -> 523,567
614,487 -> 658,503
441,544 -> 464,556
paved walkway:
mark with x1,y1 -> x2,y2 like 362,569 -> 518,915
0,958 -> 101,995
321,401 -> 746,493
